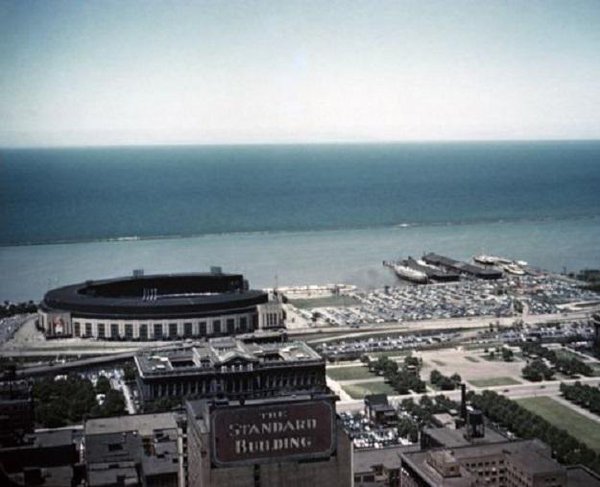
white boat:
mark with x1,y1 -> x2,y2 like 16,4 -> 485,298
393,264 -> 428,284
473,254 -> 511,266
501,263 -> 525,276
417,259 -> 439,270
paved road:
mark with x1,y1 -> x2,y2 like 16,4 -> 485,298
300,307 -> 600,344
326,377 -> 353,402
13,343 -> 194,378
111,369 -> 136,415
0,314 -> 34,345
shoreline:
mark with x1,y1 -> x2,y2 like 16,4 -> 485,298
1,218 -> 599,303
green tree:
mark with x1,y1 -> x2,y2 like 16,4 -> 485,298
99,390 -> 126,417
123,363 -> 137,382
96,376 -> 112,395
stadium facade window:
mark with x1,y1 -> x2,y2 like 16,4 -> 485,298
97,323 -> 105,338
74,322 -> 81,337
110,323 -> 119,338
199,321 -> 207,336
139,324 -> 148,340
239,316 -> 247,331
213,320 -> 221,334
154,323 -> 163,339
85,323 -> 92,337
227,318 -> 235,333
125,324 -> 133,339
169,322 -> 178,338
184,322 -> 193,337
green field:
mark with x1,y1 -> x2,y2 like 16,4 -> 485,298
326,366 -> 375,381
468,377 -> 521,388
554,348 -> 590,362
516,397 -> 600,452
482,354 -> 512,362
342,381 -> 397,399
464,356 -> 480,363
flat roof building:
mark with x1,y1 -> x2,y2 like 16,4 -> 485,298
364,394 -> 397,427
400,439 -> 568,487
0,380 -> 34,447
0,428 -> 81,487
423,253 -> 503,280
134,337 -> 326,405
186,393 -> 352,487
84,413 -> 183,487
353,444 -> 419,487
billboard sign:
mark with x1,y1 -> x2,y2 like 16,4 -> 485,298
48,311 -> 71,336
211,399 -> 335,466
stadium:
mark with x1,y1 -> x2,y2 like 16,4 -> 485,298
38,271 -> 284,340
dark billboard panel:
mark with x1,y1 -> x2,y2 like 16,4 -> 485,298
212,400 -> 335,466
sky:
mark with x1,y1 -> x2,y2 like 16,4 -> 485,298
1,0 -> 599,147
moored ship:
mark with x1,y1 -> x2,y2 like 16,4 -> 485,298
392,264 -> 428,284
500,263 -> 526,276
473,254 -> 511,266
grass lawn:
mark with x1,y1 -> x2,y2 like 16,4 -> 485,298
481,353 -> 504,362
468,377 -> 521,388
554,348 -> 590,361
326,366 -> 375,381
431,359 -> 446,366
516,397 -> 600,452
464,356 -> 480,363
342,381 -> 397,399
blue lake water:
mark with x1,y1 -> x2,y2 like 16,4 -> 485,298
1,142 -> 599,301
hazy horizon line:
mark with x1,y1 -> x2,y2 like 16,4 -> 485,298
2,137 -> 600,151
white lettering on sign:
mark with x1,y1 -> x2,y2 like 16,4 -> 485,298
228,418 -> 317,437
235,436 -> 314,454
212,401 -> 334,464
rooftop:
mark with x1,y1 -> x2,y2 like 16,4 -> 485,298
87,461 -> 138,487
566,465 -> 600,487
136,338 -> 322,376
85,431 -> 143,465
422,426 -> 508,448
26,429 -> 78,448
401,450 -> 476,486
85,412 -> 178,437
353,444 -> 420,473
402,439 -> 565,485
85,414 -> 180,485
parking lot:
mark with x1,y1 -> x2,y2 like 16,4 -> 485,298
305,274 -> 598,327
0,314 -> 33,345
339,410 -> 412,449
316,331 -> 461,360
